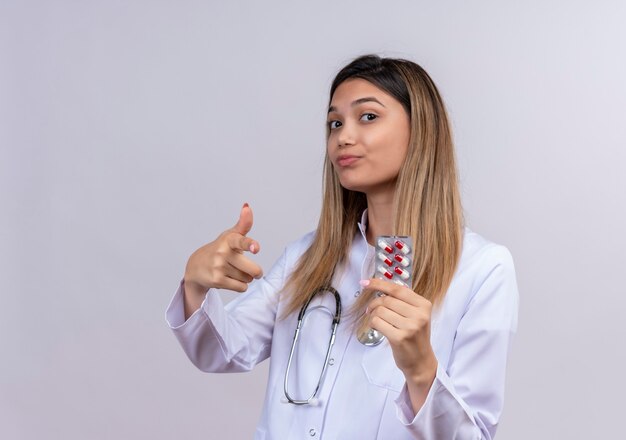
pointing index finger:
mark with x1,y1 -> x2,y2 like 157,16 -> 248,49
226,232 -> 260,254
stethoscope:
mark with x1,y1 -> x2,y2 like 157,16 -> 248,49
283,286 -> 342,405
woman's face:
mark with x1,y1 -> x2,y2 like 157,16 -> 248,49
326,78 -> 410,195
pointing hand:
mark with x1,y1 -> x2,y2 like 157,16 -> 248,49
182,203 -> 264,317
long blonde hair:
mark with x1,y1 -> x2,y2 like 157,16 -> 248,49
278,54 -> 465,326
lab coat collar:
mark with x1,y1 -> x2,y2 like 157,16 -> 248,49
357,208 -> 369,243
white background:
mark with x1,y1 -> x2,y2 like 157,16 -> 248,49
1,1 -> 624,438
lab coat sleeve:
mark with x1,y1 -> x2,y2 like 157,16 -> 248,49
164,247 -> 288,373
393,244 -> 519,439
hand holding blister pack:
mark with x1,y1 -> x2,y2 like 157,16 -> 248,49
357,236 -> 414,346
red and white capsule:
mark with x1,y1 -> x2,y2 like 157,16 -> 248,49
376,265 -> 394,279
394,254 -> 410,267
377,239 -> 394,254
394,240 -> 411,255
377,252 -> 393,267
393,279 -> 409,288
393,266 -> 410,280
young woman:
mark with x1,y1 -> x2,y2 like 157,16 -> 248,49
165,54 -> 519,439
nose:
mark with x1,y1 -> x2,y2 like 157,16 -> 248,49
337,120 -> 355,148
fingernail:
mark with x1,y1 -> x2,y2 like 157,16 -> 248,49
359,279 -> 370,287
249,244 -> 256,252
365,306 -> 369,314
243,202 -> 249,208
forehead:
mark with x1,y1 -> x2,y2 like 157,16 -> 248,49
329,78 -> 394,108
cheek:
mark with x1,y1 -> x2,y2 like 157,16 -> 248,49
385,128 -> 410,165
367,132 -> 408,169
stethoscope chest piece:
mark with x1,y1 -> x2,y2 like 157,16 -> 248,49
357,326 -> 385,346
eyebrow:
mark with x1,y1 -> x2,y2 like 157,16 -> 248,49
327,97 -> 386,114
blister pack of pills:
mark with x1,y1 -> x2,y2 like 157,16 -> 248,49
357,235 -> 414,346
373,236 -> 413,288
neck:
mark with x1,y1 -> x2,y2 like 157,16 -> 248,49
364,190 -> 395,247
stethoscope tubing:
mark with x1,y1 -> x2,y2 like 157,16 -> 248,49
283,286 -> 341,405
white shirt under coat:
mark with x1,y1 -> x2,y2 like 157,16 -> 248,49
165,209 -> 519,439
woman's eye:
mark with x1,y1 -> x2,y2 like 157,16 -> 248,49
328,114 -> 376,130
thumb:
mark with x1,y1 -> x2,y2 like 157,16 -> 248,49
232,202 -> 254,236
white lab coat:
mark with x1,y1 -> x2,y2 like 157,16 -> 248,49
165,208 -> 519,439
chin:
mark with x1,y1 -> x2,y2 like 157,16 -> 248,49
337,174 -> 396,196
337,178 -> 367,193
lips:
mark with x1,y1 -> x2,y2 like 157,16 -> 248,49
337,155 -> 360,167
